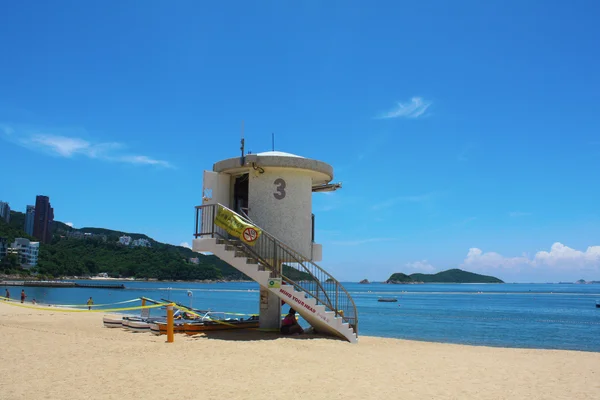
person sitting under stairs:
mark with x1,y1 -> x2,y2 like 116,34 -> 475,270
280,308 -> 304,335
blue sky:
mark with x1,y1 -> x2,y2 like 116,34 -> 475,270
1,1 -> 599,282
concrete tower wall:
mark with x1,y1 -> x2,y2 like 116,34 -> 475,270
248,168 -> 312,258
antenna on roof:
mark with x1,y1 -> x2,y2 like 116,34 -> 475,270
240,120 -> 245,165
272,132 -> 275,152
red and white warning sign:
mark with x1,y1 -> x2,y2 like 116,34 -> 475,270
242,227 -> 259,243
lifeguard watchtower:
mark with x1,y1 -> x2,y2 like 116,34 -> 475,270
193,148 -> 358,343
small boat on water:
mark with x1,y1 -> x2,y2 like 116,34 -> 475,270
378,298 -> 398,303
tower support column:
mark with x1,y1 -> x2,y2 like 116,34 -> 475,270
259,287 -> 281,330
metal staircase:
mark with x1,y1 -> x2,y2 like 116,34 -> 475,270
193,204 -> 358,343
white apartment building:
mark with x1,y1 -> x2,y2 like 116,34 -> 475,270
118,235 -> 132,246
10,238 -> 40,268
132,238 -> 151,247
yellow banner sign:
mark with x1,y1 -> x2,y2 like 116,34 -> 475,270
215,206 -> 262,246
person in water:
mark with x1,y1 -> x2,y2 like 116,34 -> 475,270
280,308 -> 304,335
20,290 -> 26,303
4,288 -> 9,300
87,297 -> 94,310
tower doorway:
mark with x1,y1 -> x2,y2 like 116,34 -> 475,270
233,173 -> 249,215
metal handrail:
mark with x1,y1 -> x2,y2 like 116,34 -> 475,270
236,208 -> 337,312
194,203 -> 358,335
213,205 -> 341,310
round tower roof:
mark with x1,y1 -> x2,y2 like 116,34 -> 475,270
213,151 -> 333,184
255,151 -> 304,158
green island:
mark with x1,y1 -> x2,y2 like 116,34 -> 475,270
386,269 -> 504,284
1,211 -> 312,282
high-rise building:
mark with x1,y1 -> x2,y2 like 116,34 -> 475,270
24,205 -> 35,236
33,195 -> 54,244
0,201 -> 10,223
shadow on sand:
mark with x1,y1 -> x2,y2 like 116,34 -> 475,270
186,329 -> 342,342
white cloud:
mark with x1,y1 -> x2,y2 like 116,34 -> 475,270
404,260 -> 437,273
180,242 -> 192,249
65,222 -> 74,228
463,248 -> 529,269
508,211 -> 531,217
378,97 -> 431,119
1,126 -> 173,169
30,135 -> 92,157
461,242 -> 600,281
533,242 -> 600,267
117,155 -> 172,168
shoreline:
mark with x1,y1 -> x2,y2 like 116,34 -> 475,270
0,275 -> 255,284
3,274 -> 598,285
0,301 -> 598,400
3,298 -> 599,354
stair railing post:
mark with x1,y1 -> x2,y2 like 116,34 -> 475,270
211,205 -> 215,237
195,207 -> 199,238
272,237 -> 276,276
335,284 -> 339,317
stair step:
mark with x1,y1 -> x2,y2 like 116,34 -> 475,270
210,233 -> 358,343
257,270 -> 271,282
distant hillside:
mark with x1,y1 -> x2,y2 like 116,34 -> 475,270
7,210 -> 73,237
1,211 -> 256,281
76,227 -> 153,242
386,273 -> 413,283
2,210 -> 316,282
387,269 -> 503,284
1,212 -> 35,243
283,265 -> 313,282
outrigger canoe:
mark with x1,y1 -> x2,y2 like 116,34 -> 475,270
103,314 -> 124,328
150,320 -> 187,335
183,316 -> 259,335
122,316 -> 168,333
150,316 -> 260,335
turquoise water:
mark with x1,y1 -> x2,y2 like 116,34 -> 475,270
3,281 -> 599,352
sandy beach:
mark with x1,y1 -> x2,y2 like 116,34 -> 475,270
0,302 -> 598,400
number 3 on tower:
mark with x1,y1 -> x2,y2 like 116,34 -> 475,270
274,178 -> 286,200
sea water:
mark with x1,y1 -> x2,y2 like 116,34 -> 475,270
3,281 -> 599,352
